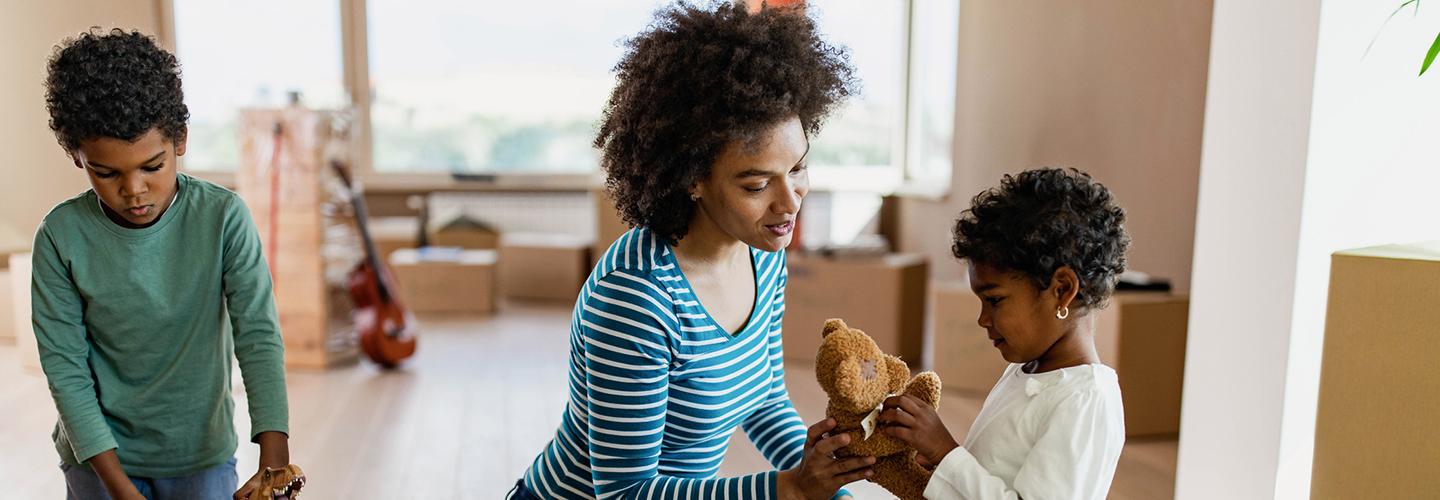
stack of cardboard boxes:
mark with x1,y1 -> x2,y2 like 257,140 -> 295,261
388,213 -> 594,312
781,252 -> 929,364
389,247 -> 499,314
498,233 -> 591,303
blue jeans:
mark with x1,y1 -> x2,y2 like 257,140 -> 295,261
61,456 -> 237,500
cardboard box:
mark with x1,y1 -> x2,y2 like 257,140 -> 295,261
0,226 -> 28,345
1311,241 -> 1440,499
368,216 -> 420,261
431,214 -> 500,250
1094,292 -> 1189,437
390,248 -> 498,314
930,285 -> 1189,437
782,253 -> 928,364
10,253 -> 40,372
499,233 -> 591,302
930,282 -> 1009,394
0,267 -> 12,345
592,189 -> 631,258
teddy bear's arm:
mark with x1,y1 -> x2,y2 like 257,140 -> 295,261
885,356 -> 910,395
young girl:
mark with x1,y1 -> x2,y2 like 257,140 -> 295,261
878,168 -> 1129,499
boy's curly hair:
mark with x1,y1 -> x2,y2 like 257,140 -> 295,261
952,168 -> 1131,309
597,1 -> 857,244
45,28 -> 188,153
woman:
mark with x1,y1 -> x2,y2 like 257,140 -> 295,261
511,2 -> 865,499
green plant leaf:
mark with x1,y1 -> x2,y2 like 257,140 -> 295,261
1423,31 -> 1440,75
1365,0 -> 1423,58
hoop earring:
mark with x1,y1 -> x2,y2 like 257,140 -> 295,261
1056,306 -> 1070,320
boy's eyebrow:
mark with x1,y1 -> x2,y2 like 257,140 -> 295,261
973,283 -> 999,293
88,151 -> 165,171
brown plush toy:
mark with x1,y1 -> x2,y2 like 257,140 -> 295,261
815,318 -> 942,500
246,464 -> 306,500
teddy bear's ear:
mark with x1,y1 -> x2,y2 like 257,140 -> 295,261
821,318 -> 848,338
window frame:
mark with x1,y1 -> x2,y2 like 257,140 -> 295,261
160,0 -> 955,197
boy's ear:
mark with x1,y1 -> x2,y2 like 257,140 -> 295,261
174,128 -> 188,157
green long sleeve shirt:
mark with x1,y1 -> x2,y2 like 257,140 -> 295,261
31,173 -> 289,478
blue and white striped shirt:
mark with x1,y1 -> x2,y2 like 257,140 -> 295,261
520,227 -> 816,499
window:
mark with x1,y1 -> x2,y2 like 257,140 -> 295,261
803,0 -> 908,190
172,0 -> 345,171
168,0 -> 956,194
906,0 -> 959,190
367,0 -> 666,173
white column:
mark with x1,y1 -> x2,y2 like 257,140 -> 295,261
1180,1 -> 1440,499
1177,0 -> 1321,498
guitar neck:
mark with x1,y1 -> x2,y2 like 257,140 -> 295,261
346,180 -> 394,303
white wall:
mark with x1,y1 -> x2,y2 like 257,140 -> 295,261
1277,1 -> 1440,496
1176,0 -> 1320,497
1178,1 -> 1440,499
0,0 -> 161,242
897,0 -> 1212,291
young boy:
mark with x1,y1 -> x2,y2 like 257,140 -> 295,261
34,28 -> 290,500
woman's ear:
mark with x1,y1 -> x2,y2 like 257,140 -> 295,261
1050,266 -> 1080,312
688,181 -> 703,202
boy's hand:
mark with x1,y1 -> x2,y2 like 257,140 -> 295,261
878,394 -> 960,466
235,431 -> 291,500
87,449 -> 146,500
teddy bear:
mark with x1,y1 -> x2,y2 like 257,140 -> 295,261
814,318 -> 942,500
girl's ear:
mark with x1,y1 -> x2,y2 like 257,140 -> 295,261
1050,266 -> 1081,311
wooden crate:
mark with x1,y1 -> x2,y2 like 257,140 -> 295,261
236,107 -> 358,369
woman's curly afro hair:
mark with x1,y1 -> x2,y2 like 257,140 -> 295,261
952,168 -> 1131,310
596,1 -> 857,245
45,28 -> 188,154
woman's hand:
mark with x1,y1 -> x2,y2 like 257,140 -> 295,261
878,394 -> 960,466
777,418 -> 874,500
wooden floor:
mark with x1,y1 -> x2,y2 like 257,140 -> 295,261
0,303 -> 1176,499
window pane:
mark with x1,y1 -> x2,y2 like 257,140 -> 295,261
911,0 -> 959,184
367,0 -> 668,173
807,0 -> 906,170
173,0 -> 345,171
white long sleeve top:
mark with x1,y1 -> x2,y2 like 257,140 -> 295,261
925,363 -> 1125,500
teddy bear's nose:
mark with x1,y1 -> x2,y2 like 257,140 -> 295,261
860,359 -> 877,380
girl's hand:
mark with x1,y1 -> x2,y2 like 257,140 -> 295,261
878,394 -> 960,466
777,418 -> 874,500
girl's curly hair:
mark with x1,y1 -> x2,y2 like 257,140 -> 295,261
953,168 -> 1131,309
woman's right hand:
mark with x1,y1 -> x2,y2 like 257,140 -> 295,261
777,418 -> 875,500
